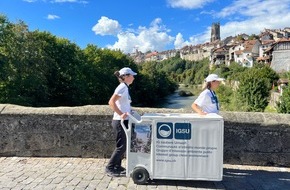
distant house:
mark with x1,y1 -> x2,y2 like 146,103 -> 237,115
257,40 -> 275,65
260,31 -> 274,41
145,51 -> 159,62
158,50 -> 177,61
210,45 -> 230,66
264,28 -> 290,41
269,39 -> 290,73
129,26 -> 290,68
228,40 -> 260,67
180,40 -> 221,61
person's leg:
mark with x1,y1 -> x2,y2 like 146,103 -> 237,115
106,120 -> 127,176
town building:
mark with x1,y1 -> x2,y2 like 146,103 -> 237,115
268,39 -> 290,73
129,26 -> 290,73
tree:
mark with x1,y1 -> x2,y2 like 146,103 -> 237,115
134,61 -> 177,106
193,58 -> 210,84
227,62 -> 248,81
277,71 -> 290,113
253,64 -> 279,89
83,45 -> 137,105
216,84 -> 234,111
277,85 -> 290,113
0,16 -> 51,106
248,34 -> 259,40
237,69 -> 270,112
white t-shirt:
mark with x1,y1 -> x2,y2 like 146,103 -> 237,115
194,89 -> 219,114
112,83 -> 132,120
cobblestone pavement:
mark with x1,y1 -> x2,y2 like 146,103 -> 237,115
0,157 -> 289,190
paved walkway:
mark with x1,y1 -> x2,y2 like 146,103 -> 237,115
0,157 -> 289,190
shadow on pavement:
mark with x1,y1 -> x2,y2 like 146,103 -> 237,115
145,168 -> 290,190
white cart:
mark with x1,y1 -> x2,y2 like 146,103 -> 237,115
121,112 -> 224,184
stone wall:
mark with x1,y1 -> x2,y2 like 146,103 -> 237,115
271,49 -> 290,73
0,104 -> 289,167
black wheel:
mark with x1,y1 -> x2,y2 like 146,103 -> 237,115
132,167 -> 149,185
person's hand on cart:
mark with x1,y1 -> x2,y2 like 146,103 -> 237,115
120,112 -> 128,120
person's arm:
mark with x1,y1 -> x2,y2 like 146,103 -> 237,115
191,102 -> 207,115
108,94 -> 127,119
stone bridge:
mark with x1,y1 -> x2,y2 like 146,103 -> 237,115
0,104 -> 289,167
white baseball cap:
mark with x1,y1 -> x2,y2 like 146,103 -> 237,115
205,74 -> 224,82
119,67 -> 137,76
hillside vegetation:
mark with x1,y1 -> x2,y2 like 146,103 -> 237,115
1,15 -> 290,113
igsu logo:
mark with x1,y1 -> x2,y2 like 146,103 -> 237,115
175,123 -> 191,140
157,122 -> 173,139
157,122 -> 191,140
176,128 -> 190,133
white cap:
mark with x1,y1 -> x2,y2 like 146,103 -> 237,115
205,74 -> 224,82
119,67 -> 137,76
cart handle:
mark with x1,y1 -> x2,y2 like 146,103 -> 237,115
121,112 -> 142,132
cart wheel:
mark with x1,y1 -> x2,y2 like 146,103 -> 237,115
132,167 -> 149,185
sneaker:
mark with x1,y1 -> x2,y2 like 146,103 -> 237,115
115,166 -> 126,175
105,167 -> 120,177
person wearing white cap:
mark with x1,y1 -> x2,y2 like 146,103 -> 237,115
106,67 -> 137,177
192,74 -> 224,115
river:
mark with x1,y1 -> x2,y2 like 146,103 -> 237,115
156,88 -> 197,109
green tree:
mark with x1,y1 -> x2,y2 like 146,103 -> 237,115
248,34 -> 259,40
253,64 -> 279,89
227,62 -> 248,81
183,68 -> 195,85
237,69 -> 270,112
193,58 -> 210,84
134,61 -> 177,106
277,71 -> 290,113
83,45 -> 137,105
216,84 -> 234,111
277,85 -> 290,113
0,16 -> 51,106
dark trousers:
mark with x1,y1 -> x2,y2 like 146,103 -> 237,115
106,120 -> 128,170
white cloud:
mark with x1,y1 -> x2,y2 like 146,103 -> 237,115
189,0 -> 290,46
23,0 -> 37,2
92,0 -> 290,54
217,0 -> 290,18
217,0 -> 290,40
92,16 -> 121,36
167,0 -> 214,9
174,33 -> 191,49
47,14 -> 60,20
104,18 -> 174,53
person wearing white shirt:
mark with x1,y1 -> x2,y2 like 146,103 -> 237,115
192,74 -> 224,115
106,67 -> 137,177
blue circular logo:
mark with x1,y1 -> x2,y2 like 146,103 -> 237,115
158,124 -> 172,138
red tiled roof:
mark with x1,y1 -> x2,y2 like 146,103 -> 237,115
145,52 -> 158,58
261,40 -> 275,45
243,40 -> 258,51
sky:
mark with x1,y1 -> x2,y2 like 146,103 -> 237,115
1,0 -> 290,54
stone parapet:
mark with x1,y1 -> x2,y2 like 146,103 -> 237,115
0,104 -> 289,167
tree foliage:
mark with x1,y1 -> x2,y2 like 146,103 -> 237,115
277,86 -> 290,113
236,68 -> 270,112
277,72 -> 290,113
1,14 -> 289,112
133,61 -> 177,106
0,15 -> 176,107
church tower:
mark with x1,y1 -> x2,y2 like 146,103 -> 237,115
211,22 -> 221,42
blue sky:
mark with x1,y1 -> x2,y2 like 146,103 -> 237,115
1,0 -> 290,54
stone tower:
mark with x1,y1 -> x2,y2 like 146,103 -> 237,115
211,22 -> 220,42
